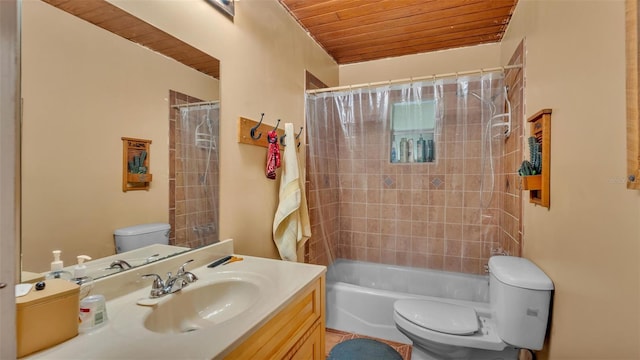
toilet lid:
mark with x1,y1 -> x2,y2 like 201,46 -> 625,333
394,299 -> 479,335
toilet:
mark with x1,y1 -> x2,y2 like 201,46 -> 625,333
113,223 -> 171,253
394,256 -> 553,360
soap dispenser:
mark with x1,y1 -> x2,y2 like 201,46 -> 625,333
73,255 -> 94,299
45,250 -> 72,280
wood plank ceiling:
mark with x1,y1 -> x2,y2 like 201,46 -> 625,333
278,0 -> 518,64
42,0 -> 220,79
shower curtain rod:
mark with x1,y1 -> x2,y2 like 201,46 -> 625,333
306,64 -> 522,94
171,100 -> 220,109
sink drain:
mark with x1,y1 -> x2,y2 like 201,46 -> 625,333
182,326 -> 201,333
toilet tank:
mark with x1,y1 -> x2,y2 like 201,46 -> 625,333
489,256 -> 553,350
113,223 -> 171,253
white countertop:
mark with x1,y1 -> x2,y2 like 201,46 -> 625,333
24,241 -> 326,360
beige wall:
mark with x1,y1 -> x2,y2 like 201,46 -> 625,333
21,0 -> 218,272
108,0 -> 339,258
339,43 -> 501,85
502,0 -> 640,359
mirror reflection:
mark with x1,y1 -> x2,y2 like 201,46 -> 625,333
20,0 -> 220,280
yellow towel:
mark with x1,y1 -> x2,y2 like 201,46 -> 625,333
273,123 -> 311,261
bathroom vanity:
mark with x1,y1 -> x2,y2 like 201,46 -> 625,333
22,240 -> 326,359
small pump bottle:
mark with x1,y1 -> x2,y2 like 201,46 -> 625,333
45,250 -> 72,280
73,255 -> 94,299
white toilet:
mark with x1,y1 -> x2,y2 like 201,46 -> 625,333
394,256 -> 553,360
113,223 -> 171,253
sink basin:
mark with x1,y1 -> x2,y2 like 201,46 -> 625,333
143,279 -> 261,334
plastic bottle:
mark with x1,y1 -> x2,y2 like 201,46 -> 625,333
79,294 -> 108,332
73,255 -> 94,299
417,135 -> 426,162
407,139 -> 414,163
391,137 -> 397,163
399,138 -> 407,163
426,139 -> 434,162
45,250 -> 72,280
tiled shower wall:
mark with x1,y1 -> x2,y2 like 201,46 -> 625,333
499,41 -> 525,256
335,86 -> 503,275
169,90 -> 220,248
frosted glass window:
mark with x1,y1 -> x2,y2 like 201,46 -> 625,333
391,101 -> 436,132
390,100 -> 437,163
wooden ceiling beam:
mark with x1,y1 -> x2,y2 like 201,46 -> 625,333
41,0 -> 220,79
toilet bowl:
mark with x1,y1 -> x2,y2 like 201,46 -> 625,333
394,256 -> 553,360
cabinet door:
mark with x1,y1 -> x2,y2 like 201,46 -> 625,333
290,323 -> 323,360
225,276 -> 324,360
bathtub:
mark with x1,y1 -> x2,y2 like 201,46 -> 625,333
326,259 -> 491,344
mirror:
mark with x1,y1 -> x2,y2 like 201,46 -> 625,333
20,0 -> 221,280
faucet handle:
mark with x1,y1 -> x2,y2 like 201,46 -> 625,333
142,273 -> 165,298
176,259 -> 195,276
183,271 -> 198,284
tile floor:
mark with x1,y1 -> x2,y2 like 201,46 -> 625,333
326,328 -> 412,359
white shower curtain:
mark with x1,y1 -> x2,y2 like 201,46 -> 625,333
305,73 -> 507,273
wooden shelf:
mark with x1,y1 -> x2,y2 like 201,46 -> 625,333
525,109 -> 551,208
127,173 -> 153,183
122,137 -> 152,192
521,174 -> 542,190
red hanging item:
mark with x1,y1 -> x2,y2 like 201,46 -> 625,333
266,130 -> 281,179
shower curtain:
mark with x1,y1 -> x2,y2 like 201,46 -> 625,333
177,104 -> 220,248
305,73 -> 507,274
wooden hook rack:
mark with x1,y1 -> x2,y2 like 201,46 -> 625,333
237,116 -> 284,149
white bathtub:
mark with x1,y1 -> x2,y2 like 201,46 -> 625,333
326,259 -> 491,344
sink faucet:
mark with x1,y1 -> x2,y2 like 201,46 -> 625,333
142,259 -> 198,298
108,259 -> 132,270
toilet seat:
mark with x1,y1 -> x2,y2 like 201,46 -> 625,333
394,299 -> 478,335
393,299 -> 508,351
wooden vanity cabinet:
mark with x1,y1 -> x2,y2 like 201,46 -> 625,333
225,275 -> 325,360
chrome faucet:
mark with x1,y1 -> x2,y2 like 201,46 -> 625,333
108,259 -> 132,270
142,259 -> 198,298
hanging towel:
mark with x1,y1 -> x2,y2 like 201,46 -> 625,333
273,123 -> 311,261
266,130 -> 280,180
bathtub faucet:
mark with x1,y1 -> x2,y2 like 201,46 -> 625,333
485,248 -> 509,273
491,247 -> 509,256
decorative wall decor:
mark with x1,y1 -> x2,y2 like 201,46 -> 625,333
122,137 -> 152,191
521,109 -> 551,208
206,0 -> 234,18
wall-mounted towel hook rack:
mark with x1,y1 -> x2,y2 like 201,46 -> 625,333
238,116 -> 285,149
250,113 -> 265,140
295,127 -> 303,148
279,126 -> 303,147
